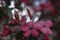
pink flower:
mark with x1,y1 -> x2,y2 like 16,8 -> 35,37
40,2 -> 55,16
1,25 -> 10,37
22,22 -> 40,37
37,20 -> 53,35
33,20 -> 53,35
32,29 -> 39,37
22,19 -> 53,37
44,2 -> 55,16
34,20 -> 45,30
47,28 -> 53,35
40,27 -> 47,34
40,27 -> 53,35
45,20 -> 53,28
37,21 -> 45,27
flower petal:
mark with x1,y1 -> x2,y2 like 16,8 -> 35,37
40,27 -> 47,34
32,29 -> 39,37
47,28 -> 53,35
34,22 -> 42,30
45,20 -> 53,28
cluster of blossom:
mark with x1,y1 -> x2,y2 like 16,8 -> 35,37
0,13 -> 53,40
22,20 -> 53,37
0,0 -> 54,40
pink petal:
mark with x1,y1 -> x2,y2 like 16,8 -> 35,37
37,20 -> 45,27
33,20 -> 45,30
34,22 -> 42,30
23,30 -> 31,37
32,29 -> 39,37
45,20 -> 53,28
47,28 -> 53,35
40,27 -> 47,34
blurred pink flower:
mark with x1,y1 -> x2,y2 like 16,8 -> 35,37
40,1 -> 55,16
40,27 -> 47,34
39,20 -> 53,35
40,27 -> 53,35
44,2 -> 55,16
45,20 -> 53,28
1,25 -> 10,37
47,28 -> 53,35
22,22 -> 40,37
32,29 -> 39,37
22,20 -> 53,37
34,20 -> 45,30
